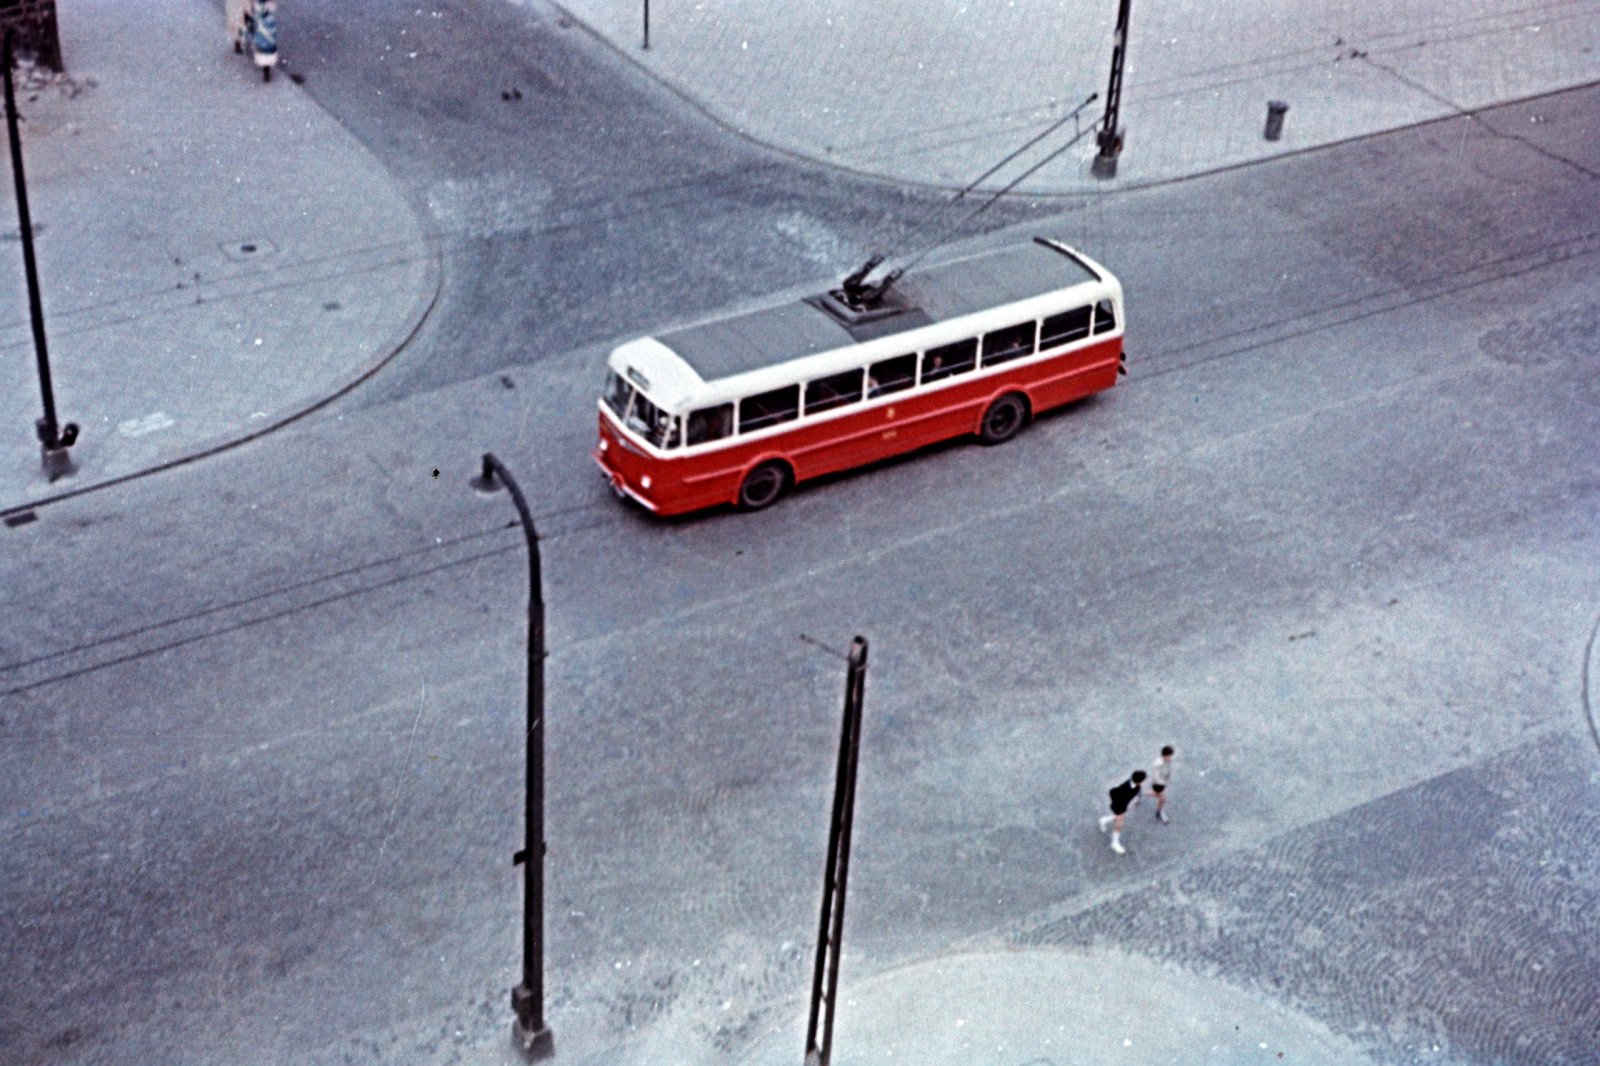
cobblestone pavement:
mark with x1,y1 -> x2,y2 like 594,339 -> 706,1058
1020,731 -> 1600,1065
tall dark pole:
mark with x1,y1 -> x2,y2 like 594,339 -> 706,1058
1092,0 -> 1132,178
474,453 -> 555,1061
3,30 -> 77,472
804,636 -> 867,1066
643,0 -> 650,49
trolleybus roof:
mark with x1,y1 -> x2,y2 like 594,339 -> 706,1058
657,239 -> 1102,383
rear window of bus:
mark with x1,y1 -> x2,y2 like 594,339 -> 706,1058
1093,299 -> 1117,334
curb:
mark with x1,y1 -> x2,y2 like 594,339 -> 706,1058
544,4 -> 1600,201
0,87 -> 445,520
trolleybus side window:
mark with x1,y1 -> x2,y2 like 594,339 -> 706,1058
626,388 -> 679,448
804,368 -> 865,415
981,321 -> 1038,368
921,338 -> 977,384
603,370 -> 633,419
687,403 -> 734,446
740,385 -> 801,433
1040,306 -> 1092,349
867,354 -> 917,398
1093,298 -> 1117,334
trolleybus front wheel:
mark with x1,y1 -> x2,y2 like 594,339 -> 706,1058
979,393 -> 1029,445
738,461 -> 791,510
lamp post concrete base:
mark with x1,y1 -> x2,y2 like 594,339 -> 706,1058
40,443 -> 74,482
1092,127 -> 1123,179
512,1002 -> 555,1061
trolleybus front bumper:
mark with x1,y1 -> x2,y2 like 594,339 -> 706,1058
591,449 -> 660,513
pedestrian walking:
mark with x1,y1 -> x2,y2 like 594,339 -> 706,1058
1098,769 -> 1145,854
1150,745 -> 1176,822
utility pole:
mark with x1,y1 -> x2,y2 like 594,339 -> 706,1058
3,30 -> 78,481
804,636 -> 868,1066
643,0 -> 650,49
472,454 -> 555,1061
1092,0 -> 1133,179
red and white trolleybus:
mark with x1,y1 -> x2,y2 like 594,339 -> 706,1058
593,237 -> 1124,515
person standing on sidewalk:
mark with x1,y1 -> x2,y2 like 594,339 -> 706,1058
1098,769 -> 1145,854
1150,745 -> 1176,822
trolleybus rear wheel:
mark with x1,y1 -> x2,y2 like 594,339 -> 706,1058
738,461 -> 790,510
979,393 -> 1029,445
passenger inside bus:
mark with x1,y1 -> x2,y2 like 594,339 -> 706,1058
923,338 -> 977,382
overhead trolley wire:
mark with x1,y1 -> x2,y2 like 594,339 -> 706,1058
898,117 -> 1103,276
893,92 -> 1099,257
841,92 -> 1099,301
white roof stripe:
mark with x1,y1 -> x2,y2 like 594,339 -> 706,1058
607,240 -> 1121,415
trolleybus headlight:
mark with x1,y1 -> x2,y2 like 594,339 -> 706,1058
640,475 -> 652,489
599,438 -> 609,451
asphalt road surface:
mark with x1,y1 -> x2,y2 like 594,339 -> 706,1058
2,3 -> 1597,1064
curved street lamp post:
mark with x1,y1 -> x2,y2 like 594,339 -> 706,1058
473,453 -> 555,1060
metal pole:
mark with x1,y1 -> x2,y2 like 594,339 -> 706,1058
3,30 -> 77,465
821,640 -> 865,1066
478,453 -> 555,1061
805,636 -> 867,1066
643,0 -> 649,49
1092,0 -> 1132,177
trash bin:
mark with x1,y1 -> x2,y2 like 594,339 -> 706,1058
1264,101 -> 1289,141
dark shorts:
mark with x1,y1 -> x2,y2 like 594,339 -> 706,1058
1109,794 -> 1132,816
1152,784 -> 1166,795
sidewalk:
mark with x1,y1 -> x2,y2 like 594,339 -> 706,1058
555,0 -> 1600,193
0,0 -> 439,511
460,945 -> 1373,1066
738,948 -> 1369,1066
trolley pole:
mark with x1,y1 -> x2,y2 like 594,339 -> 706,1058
3,30 -> 78,480
804,636 -> 868,1066
1092,0 -> 1133,178
473,453 -> 555,1062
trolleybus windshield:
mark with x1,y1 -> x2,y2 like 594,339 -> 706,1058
603,371 -> 678,449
